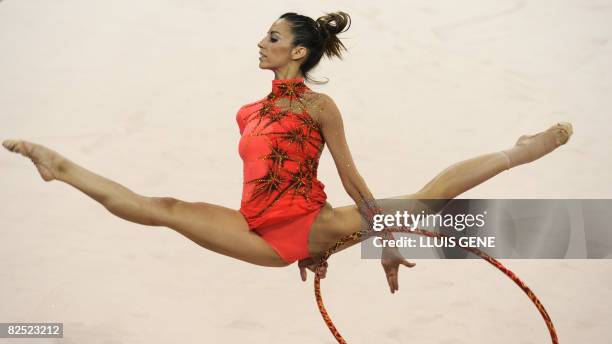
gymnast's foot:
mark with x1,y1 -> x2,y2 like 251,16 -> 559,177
501,122 -> 573,169
2,139 -> 66,182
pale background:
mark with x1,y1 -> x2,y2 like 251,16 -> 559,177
1,0 -> 611,343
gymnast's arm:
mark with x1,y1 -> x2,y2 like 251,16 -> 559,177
316,93 -> 391,236
317,94 -> 415,294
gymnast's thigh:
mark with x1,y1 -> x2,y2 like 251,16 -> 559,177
160,199 -> 289,267
308,201 -> 362,255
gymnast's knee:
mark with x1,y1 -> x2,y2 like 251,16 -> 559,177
407,189 -> 454,214
146,196 -> 181,226
151,196 -> 179,206
417,184 -> 452,200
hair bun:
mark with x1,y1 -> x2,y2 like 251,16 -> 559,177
315,11 -> 351,59
316,11 -> 350,35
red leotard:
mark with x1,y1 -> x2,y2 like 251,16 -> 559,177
236,76 -> 327,264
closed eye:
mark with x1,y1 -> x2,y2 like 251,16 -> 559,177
267,31 -> 280,43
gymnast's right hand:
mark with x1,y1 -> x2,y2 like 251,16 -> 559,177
298,257 -> 328,281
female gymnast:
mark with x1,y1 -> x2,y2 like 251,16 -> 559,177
2,11 -> 573,295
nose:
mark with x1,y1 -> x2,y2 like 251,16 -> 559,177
257,37 -> 266,49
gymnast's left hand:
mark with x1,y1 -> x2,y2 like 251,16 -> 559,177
298,256 -> 328,281
381,246 -> 416,294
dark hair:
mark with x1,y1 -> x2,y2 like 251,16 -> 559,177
278,11 -> 351,84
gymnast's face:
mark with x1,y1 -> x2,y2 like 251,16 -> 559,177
257,19 -> 307,71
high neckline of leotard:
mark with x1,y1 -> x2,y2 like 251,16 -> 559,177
270,76 -> 308,98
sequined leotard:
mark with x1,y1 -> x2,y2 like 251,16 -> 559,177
236,77 -> 327,264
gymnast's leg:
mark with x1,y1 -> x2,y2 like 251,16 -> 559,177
308,122 -> 573,257
414,122 -> 573,199
2,139 -> 289,267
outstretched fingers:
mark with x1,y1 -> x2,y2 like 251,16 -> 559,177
384,267 -> 398,294
402,260 -> 417,268
382,257 -> 417,294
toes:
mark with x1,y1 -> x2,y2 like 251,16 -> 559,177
560,122 -> 573,140
3,139 -> 17,150
2,139 -> 16,151
2,140 -> 35,158
5,140 -> 22,154
554,122 -> 573,145
2,140 -> 55,181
